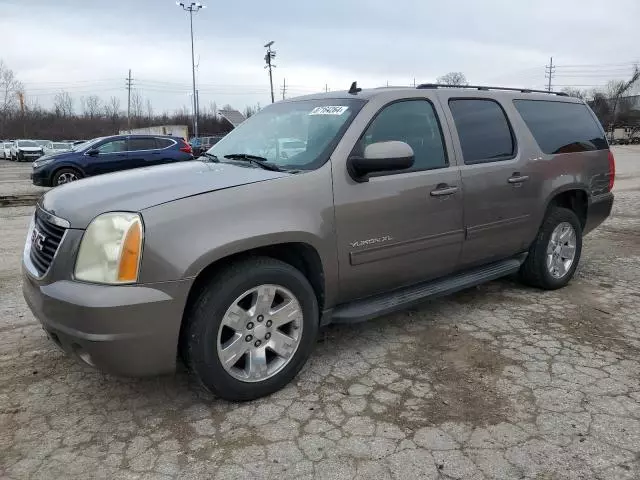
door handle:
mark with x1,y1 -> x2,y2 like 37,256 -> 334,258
430,185 -> 458,197
508,174 -> 529,184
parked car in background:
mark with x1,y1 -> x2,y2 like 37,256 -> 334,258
34,140 -> 51,148
22,85 -> 614,401
31,134 -> 193,186
191,135 -> 224,156
10,140 -> 44,162
1,141 -> 13,159
43,141 -> 73,156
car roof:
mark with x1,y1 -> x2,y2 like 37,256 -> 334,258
287,85 -> 583,104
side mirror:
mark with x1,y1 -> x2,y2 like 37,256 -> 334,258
347,141 -> 414,182
87,148 -> 99,156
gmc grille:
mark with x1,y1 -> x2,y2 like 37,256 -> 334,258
29,209 -> 66,276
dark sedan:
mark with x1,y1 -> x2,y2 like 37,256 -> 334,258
31,134 -> 193,187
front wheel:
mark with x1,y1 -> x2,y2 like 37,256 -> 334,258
520,207 -> 583,290
52,168 -> 82,186
182,257 -> 319,401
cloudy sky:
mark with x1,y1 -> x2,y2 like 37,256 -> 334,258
1,0 -> 638,114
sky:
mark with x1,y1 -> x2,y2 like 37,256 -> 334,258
1,0 -> 639,115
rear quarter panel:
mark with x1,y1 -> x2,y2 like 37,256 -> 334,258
138,163 -> 339,306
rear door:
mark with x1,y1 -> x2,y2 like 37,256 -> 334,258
439,94 -> 540,267
127,136 -> 160,168
332,95 -> 464,301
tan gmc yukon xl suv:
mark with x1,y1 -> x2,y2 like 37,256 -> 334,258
23,83 -> 614,400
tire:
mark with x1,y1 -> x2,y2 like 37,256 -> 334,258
52,168 -> 82,186
520,207 -> 582,290
182,257 -> 319,401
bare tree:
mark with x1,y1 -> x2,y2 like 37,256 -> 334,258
146,98 -> 154,122
85,95 -> 102,119
605,65 -> 640,140
53,91 -> 74,117
130,90 -> 144,122
0,60 -> 23,135
436,72 -> 468,86
560,87 -> 586,100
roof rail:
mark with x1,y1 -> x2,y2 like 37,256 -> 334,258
416,83 -> 568,96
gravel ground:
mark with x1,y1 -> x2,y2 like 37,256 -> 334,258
0,160 -> 48,198
1,147 -> 639,479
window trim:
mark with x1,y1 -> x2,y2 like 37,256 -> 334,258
351,98 -> 450,176
448,97 -> 518,165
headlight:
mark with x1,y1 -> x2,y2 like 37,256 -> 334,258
74,212 -> 143,284
33,158 -> 54,168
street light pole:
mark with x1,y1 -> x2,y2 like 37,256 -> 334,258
177,2 -> 205,139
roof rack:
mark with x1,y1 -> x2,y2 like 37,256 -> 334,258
416,84 -> 568,96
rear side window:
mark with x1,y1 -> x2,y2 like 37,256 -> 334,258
513,100 -> 608,154
155,138 -> 174,149
128,138 -> 157,151
449,99 -> 515,164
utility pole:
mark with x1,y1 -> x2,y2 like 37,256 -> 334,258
545,57 -> 555,92
413,78 -> 416,87
196,89 -> 200,131
281,78 -> 287,100
126,69 -> 133,133
325,83 -> 328,93
177,2 -> 205,139
264,41 -> 276,103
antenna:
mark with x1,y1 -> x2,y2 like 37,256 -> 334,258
348,81 -> 362,95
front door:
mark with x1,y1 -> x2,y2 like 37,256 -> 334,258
332,97 -> 464,302
440,95 -> 538,267
90,138 -> 128,175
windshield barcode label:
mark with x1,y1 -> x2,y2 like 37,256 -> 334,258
309,106 -> 349,116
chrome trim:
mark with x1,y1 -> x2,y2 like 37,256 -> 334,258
36,204 -> 71,228
23,215 -> 69,280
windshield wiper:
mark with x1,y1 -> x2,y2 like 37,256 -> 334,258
200,152 -> 219,162
223,153 -> 284,172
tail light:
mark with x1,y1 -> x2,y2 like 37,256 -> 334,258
179,140 -> 192,154
607,149 -> 615,191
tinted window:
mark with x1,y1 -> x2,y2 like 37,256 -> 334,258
513,100 -> 607,154
128,138 -> 157,151
359,100 -> 447,171
449,99 -> 515,164
155,138 -> 174,149
97,139 -> 126,153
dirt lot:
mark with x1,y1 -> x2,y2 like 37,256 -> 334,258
1,147 -> 639,479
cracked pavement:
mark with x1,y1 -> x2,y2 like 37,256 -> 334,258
1,146 -> 639,479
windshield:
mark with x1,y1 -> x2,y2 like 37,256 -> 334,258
53,143 -> 70,149
35,140 -> 49,146
72,137 -> 104,151
17,140 -> 39,148
207,99 -> 366,170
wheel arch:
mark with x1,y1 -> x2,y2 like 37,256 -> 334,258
543,186 -> 589,230
49,163 -> 85,184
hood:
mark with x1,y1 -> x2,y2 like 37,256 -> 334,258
41,160 -> 289,228
36,150 -> 74,161
18,147 -> 42,152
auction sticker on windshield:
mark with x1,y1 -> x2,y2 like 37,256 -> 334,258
309,106 -> 349,115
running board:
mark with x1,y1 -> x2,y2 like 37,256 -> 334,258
326,255 -> 525,325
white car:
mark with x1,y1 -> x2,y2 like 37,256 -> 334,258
10,140 -> 44,162
1,141 -> 13,159
43,141 -> 72,156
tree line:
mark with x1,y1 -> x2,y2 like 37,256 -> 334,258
0,60 -> 259,140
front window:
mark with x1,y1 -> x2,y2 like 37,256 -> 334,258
207,98 -> 366,170
17,140 -> 39,148
53,143 -> 69,150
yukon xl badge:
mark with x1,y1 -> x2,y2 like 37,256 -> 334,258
350,235 -> 393,248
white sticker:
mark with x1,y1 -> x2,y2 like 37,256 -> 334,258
309,106 -> 349,116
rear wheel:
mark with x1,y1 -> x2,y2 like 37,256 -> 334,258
520,207 -> 582,290
52,168 -> 82,186
182,257 -> 319,401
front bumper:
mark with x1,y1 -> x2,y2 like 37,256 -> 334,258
31,168 -> 50,186
22,269 -> 193,376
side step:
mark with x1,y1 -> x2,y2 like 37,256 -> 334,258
327,256 -> 525,325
